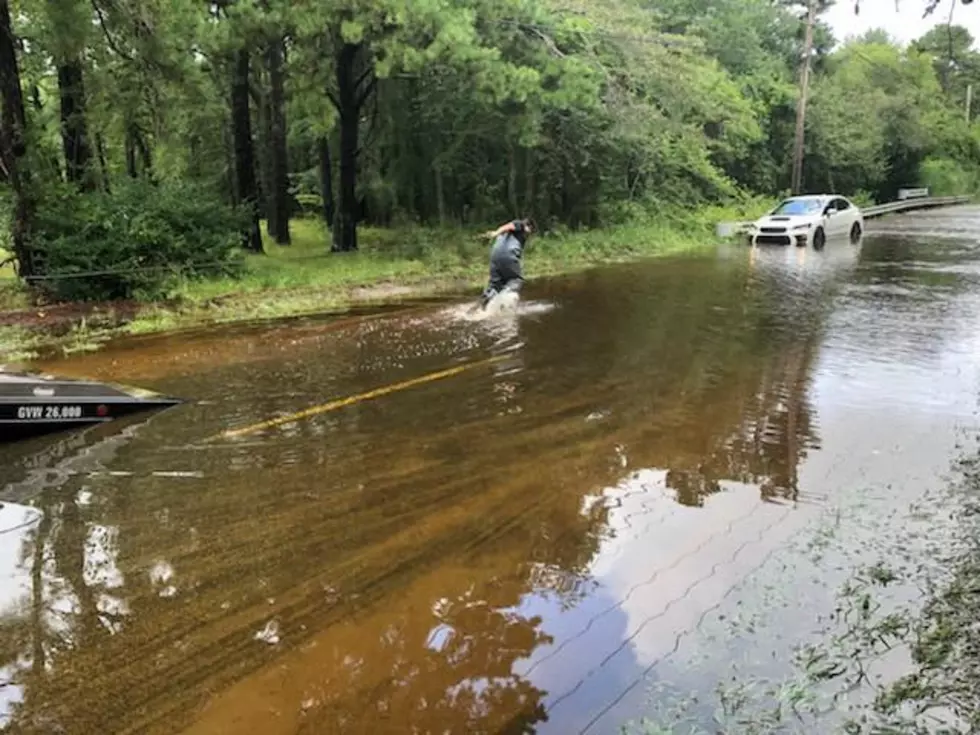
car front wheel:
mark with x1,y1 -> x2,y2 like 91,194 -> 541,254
812,227 -> 826,250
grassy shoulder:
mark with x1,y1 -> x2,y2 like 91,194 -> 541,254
0,203 -> 766,362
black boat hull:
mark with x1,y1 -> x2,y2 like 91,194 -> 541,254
0,372 -> 180,442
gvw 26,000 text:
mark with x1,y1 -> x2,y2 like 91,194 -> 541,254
16,405 -> 83,420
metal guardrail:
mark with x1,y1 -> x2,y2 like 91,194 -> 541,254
716,195 -> 973,238
861,194 -> 971,218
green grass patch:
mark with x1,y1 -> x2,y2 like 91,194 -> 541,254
0,283 -> 28,312
0,247 -> 13,280
175,218 -> 436,303
0,247 -> 30,311
0,325 -> 42,363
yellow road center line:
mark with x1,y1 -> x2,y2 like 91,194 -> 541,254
212,355 -> 506,441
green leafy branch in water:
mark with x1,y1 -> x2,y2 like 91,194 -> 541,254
622,516 -> 949,733
624,560 -> 917,735
620,689 -> 710,735
713,676 -> 819,734
847,497 -> 980,734
622,672 -> 823,734
796,561 -> 910,692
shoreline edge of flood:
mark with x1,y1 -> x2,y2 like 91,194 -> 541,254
0,222 -> 728,366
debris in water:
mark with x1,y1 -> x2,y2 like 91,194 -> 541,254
254,620 -> 280,645
149,560 -> 174,585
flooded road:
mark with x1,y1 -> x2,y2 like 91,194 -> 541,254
3,206 -> 980,734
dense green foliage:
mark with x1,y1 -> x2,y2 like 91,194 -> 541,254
1,0 -> 980,300
30,181 -> 246,301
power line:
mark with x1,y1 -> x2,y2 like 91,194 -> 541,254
20,259 -> 249,282
11,242 -> 447,282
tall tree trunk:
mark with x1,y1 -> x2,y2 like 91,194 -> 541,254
335,92 -> 358,252
267,36 -> 290,244
507,144 -> 518,215
318,135 -> 334,228
135,127 -> 152,179
57,60 -> 95,191
332,42 -> 372,252
125,123 -> 137,178
222,115 -> 235,206
29,84 -> 62,181
188,132 -> 201,180
126,123 -> 153,180
95,131 -> 110,192
0,0 -> 37,278
560,157 -> 571,222
434,165 -> 446,225
254,69 -> 272,221
231,48 -> 262,252
524,146 -> 535,216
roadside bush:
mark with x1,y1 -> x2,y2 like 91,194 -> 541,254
32,180 -> 247,302
848,190 -> 876,208
919,157 -> 980,197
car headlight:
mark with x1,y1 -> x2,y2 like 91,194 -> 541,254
792,223 -> 812,231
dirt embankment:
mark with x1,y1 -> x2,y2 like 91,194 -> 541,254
0,300 -> 143,331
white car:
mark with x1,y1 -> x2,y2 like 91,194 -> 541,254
747,195 -> 863,249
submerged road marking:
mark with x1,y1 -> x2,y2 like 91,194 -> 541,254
211,355 -> 507,441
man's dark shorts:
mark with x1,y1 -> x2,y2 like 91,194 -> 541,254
481,235 -> 524,306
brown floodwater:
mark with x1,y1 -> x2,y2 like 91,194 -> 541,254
3,209 -> 980,734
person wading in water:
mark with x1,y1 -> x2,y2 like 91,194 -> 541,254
478,217 -> 536,309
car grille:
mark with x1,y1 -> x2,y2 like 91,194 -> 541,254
755,234 -> 791,246
760,227 -> 787,234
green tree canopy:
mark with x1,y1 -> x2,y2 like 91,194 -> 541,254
2,0 -> 980,296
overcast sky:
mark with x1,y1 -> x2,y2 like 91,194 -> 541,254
824,0 -> 980,47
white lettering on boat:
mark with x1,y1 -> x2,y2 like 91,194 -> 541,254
16,405 -> 83,420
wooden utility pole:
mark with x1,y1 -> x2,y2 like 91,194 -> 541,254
791,0 -> 816,196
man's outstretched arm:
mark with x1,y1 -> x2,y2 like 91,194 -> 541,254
482,221 -> 518,239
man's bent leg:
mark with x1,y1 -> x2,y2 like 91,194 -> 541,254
480,258 -> 510,308
480,284 -> 499,307
493,252 -> 523,294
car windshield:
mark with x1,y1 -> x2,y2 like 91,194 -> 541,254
771,198 -> 824,216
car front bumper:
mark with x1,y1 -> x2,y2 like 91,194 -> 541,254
748,229 -> 811,247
